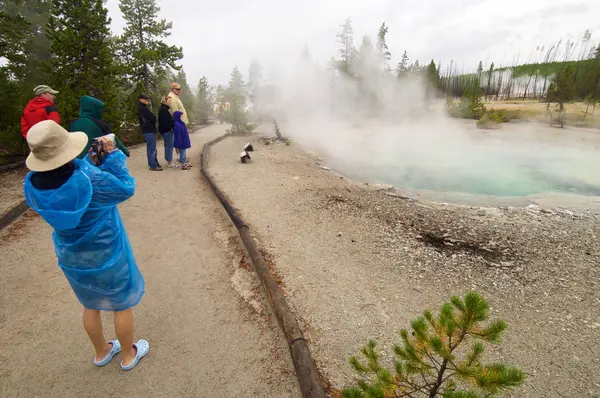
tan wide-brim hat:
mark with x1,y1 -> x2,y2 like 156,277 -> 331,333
26,120 -> 88,172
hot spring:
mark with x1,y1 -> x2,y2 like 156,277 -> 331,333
296,120 -> 600,198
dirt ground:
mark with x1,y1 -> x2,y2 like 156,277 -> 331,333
0,124 -> 300,397
0,167 -> 28,218
208,131 -> 600,397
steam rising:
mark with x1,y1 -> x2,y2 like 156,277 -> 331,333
254,54 -> 600,198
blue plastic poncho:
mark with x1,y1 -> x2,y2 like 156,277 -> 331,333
24,151 -> 144,311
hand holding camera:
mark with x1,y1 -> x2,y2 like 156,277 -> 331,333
89,134 -> 117,165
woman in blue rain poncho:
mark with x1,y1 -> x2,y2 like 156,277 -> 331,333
23,120 -> 149,371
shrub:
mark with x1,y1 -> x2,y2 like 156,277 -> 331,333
476,110 -> 503,129
498,109 -> 523,122
227,122 -> 257,135
343,292 -> 525,398
447,96 -> 486,120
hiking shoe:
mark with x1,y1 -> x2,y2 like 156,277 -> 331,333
181,164 -> 192,170
149,166 -> 163,171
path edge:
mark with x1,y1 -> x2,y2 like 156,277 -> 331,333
0,200 -> 29,232
201,133 -> 326,398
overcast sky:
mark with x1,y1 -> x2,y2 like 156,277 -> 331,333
105,0 -> 600,88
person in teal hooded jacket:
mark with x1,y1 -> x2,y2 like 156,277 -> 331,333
70,95 -> 130,159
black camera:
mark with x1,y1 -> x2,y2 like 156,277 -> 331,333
90,138 -> 109,165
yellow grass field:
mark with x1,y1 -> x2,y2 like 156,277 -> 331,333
484,100 -> 600,128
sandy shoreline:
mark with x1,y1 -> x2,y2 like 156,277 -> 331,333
209,130 -> 600,396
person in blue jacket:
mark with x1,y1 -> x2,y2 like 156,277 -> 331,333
23,120 -> 149,371
173,110 -> 192,170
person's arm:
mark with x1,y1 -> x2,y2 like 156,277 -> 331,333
167,94 -> 176,114
181,106 -> 189,125
158,108 -> 166,130
90,151 -> 136,206
45,104 -> 60,125
172,96 -> 182,113
21,116 -> 29,138
142,106 -> 157,124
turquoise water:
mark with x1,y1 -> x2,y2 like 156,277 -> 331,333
332,148 -> 600,197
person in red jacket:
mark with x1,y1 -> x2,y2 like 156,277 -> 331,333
21,85 -> 60,139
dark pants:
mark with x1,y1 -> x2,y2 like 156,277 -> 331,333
143,132 -> 158,168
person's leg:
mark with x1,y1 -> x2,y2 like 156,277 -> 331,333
150,134 -> 158,167
83,308 -> 111,361
143,133 -> 155,168
179,148 -> 186,164
114,308 -> 136,366
164,132 -> 174,164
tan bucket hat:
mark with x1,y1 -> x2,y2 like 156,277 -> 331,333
26,120 -> 88,172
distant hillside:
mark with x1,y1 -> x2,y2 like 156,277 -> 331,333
442,57 -> 600,101
498,60 -> 592,78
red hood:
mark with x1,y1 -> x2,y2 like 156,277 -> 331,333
25,96 -> 55,112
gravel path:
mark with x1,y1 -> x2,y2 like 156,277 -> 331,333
209,131 -> 600,397
0,124 -> 300,397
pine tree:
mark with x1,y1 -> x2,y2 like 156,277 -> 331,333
426,60 -> 440,100
248,59 -> 262,104
226,65 -> 248,131
336,17 -> 356,76
376,22 -> 391,72
485,62 -> 494,99
228,65 -> 246,96
547,64 -> 576,126
477,60 -> 483,79
0,1 -> 23,60
0,0 -> 53,155
195,76 -> 212,124
1,0 -> 51,82
355,35 -> 377,78
116,0 -> 183,93
410,60 -> 421,74
396,50 -> 409,78
46,0 -> 118,126
344,292 -> 525,398
175,68 -> 195,120
215,84 -> 226,104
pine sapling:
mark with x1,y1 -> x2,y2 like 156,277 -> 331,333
344,292 -> 526,398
